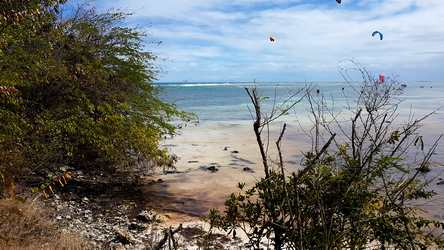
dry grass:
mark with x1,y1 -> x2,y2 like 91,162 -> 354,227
0,199 -> 90,250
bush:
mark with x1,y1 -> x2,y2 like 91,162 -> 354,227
0,1 -> 187,193
208,71 -> 444,249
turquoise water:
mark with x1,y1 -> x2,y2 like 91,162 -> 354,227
158,81 -> 444,122
159,81 -> 444,217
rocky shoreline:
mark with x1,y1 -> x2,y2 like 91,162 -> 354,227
43,171 -> 245,250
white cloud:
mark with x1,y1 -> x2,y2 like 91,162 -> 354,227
96,0 -> 444,81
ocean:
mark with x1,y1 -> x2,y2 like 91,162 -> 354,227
158,81 -> 444,123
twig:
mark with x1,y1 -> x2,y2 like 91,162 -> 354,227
154,224 -> 183,250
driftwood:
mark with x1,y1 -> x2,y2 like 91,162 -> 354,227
153,224 -> 183,250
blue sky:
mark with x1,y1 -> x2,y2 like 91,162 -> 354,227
71,0 -> 444,82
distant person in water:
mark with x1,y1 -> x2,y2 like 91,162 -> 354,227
316,89 -> 320,94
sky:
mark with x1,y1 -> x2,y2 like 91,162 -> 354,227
72,0 -> 444,82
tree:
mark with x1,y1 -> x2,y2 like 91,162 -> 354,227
1,1 -> 187,196
208,70 -> 444,249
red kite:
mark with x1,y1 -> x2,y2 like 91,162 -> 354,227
379,74 -> 385,84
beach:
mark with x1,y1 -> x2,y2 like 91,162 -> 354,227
153,121 -> 307,220
4,2 -> 444,248
149,82 -> 444,224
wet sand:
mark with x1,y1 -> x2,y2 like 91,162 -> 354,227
145,119 -> 444,224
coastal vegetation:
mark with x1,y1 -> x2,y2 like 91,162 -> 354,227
208,72 -> 444,249
0,0 -> 185,197
1,2 -> 187,247
1,1 -> 443,250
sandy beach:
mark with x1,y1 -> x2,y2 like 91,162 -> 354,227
145,117 -> 444,224
147,120 -> 306,222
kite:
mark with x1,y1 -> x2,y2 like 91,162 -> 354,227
269,36 -> 276,43
378,74 -> 385,83
372,31 -> 383,40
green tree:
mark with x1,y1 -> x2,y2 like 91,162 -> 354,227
1,1 -> 186,194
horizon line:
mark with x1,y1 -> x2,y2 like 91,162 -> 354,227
154,80 -> 437,84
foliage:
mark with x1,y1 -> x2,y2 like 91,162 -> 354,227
208,72 -> 444,249
0,1 -> 187,194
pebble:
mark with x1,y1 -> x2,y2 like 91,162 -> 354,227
46,181 -> 245,249
206,166 -> 218,172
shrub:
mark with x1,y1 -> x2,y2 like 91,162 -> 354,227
208,71 -> 444,249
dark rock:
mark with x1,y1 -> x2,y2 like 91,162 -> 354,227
223,146 -> 229,151
437,180 -> 444,185
136,210 -> 157,223
243,167 -> 254,173
128,222 -> 147,231
231,150 -> 239,154
114,229 -> 135,245
164,170 -> 182,174
187,160 -> 199,163
206,166 -> 218,173
157,178 -> 163,183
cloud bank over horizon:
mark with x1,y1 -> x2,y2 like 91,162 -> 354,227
87,0 -> 444,82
